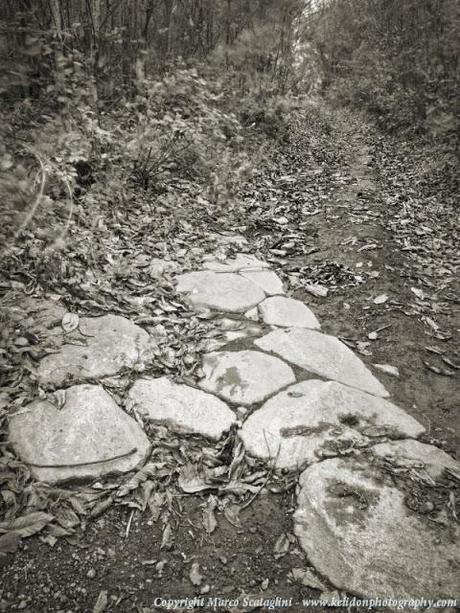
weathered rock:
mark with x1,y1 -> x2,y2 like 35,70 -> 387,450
240,270 -> 285,296
240,380 -> 424,469
255,328 -> 388,397
176,271 -> 265,313
38,315 -> 152,387
8,384 -> 150,483
199,350 -> 295,405
127,377 -> 236,440
201,253 -> 269,273
258,296 -> 320,329
372,439 -> 460,481
294,458 -> 460,599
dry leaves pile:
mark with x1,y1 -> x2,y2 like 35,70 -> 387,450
0,421 -> 293,557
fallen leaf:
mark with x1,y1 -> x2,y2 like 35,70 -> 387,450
411,287 -> 425,300
304,283 -> 328,297
189,561 -> 203,586
373,293 -> 388,305
374,364 -> 400,377
178,463 -> 211,494
0,532 -> 20,553
0,512 -> 54,538
147,492 -> 165,522
273,533 -> 290,559
223,503 -> 241,527
289,567 -> 327,590
201,496 -> 218,534
160,522 -> 173,550
61,312 -> 79,333
93,590 -> 108,613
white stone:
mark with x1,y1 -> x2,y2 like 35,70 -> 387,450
240,270 -> 284,296
37,315 -> 152,387
372,439 -> 460,481
294,458 -> 460,599
374,363 -> 400,377
255,328 -> 388,397
201,253 -> 269,273
199,350 -> 295,406
127,377 -> 236,440
176,271 -> 265,313
8,384 -> 150,483
240,380 -> 424,469
258,296 -> 320,329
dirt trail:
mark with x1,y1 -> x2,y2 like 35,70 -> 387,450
1,107 -> 458,613
293,122 -> 459,455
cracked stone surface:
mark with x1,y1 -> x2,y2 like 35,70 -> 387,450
201,253 -> 269,273
8,384 -> 150,483
294,457 -> 460,599
37,314 -> 152,388
240,270 -> 285,296
176,271 -> 265,313
372,439 -> 460,481
127,376 -> 236,440
199,350 -> 296,405
255,328 -> 388,397
258,296 -> 320,329
240,380 -> 424,469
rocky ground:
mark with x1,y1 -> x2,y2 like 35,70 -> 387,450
0,104 -> 459,612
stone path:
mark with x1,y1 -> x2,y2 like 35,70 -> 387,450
8,250 -> 459,600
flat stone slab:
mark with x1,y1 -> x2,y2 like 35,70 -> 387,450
127,377 -> 236,440
199,350 -> 296,406
240,270 -> 285,296
258,296 -> 320,329
255,328 -> 388,397
37,314 -> 151,387
372,439 -> 460,481
294,458 -> 459,599
201,253 -> 269,273
240,380 -> 424,469
176,271 -> 265,313
8,384 -> 150,483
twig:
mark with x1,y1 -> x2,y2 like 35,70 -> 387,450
23,447 -> 138,468
125,509 -> 135,538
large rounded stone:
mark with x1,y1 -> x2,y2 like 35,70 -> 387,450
37,314 -> 152,388
258,296 -> 320,329
199,350 -> 296,405
8,385 -> 150,483
176,271 -> 265,313
127,377 -> 236,440
255,328 -> 388,397
294,458 -> 460,599
240,380 -> 424,469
